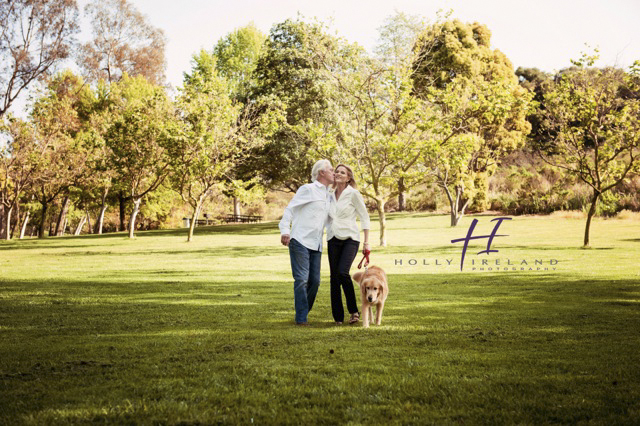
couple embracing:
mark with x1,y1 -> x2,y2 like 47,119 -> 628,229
279,159 -> 370,326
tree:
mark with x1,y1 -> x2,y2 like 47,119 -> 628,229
78,0 -> 166,85
540,55 -> 640,247
76,82 -> 115,235
212,24 -> 266,214
27,71 -> 92,238
173,51 -> 239,242
106,74 -> 175,238
79,0 -> 167,232
173,50 -> 277,241
249,19 -> 341,192
213,22 -> 265,102
413,20 -> 532,225
1,118 -> 40,239
300,20 -> 433,246
375,11 -> 426,211
516,67 -> 555,154
0,0 -> 79,119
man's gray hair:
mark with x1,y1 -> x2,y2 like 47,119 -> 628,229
311,159 -> 332,182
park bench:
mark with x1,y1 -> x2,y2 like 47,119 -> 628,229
182,217 -> 214,227
220,214 -> 262,223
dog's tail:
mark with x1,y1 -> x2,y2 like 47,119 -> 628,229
352,271 -> 364,285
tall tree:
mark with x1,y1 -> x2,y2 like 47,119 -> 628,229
0,0 -> 79,119
540,55 -> 640,247
79,0 -> 166,232
172,50 -> 273,242
78,0 -> 166,85
249,19 -> 340,192
516,67 -> 555,154
0,118 -> 40,239
413,20 -> 532,224
75,82 -> 115,235
106,74 -> 175,238
374,11 -> 425,211
213,22 -> 265,102
29,71 -> 92,237
212,23 -> 266,214
302,21 -> 433,246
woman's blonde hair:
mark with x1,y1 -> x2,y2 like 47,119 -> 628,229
334,164 -> 357,189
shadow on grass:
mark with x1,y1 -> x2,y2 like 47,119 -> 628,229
2,273 -> 640,423
45,246 -> 286,258
0,222 -> 282,251
499,245 -> 615,251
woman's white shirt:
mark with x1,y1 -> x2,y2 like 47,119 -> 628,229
327,185 -> 370,242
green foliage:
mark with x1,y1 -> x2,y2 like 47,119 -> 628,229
540,53 -> 640,245
413,19 -> 516,90
413,20 -> 533,224
212,22 -> 266,101
248,18 -> 344,191
106,74 -> 176,200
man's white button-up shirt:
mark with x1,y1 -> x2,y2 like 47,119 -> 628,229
279,180 -> 332,252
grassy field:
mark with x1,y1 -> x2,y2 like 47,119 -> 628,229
1,213 -> 639,425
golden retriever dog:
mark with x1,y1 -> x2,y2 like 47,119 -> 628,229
352,266 -> 388,328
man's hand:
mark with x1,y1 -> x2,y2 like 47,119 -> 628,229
281,234 -> 291,246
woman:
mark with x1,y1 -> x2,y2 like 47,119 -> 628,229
327,164 -> 370,325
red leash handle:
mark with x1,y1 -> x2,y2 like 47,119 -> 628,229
357,249 -> 371,269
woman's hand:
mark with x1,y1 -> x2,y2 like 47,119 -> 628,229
362,242 -> 370,255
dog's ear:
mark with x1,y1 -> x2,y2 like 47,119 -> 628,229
352,271 -> 363,284
378,280 -> 388,300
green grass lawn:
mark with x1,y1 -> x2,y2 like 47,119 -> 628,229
1,213 -> 639,424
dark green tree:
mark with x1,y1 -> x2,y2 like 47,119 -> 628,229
248,19 -> 341,192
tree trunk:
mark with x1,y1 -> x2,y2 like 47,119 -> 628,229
19,211 -> 30,239
39,201 -> 48,238
3,206 -> 12,241
0,204 -> 4,239
95,188 -> 109,234
397,177 -> 406,212
85,208 -> 92,235
74,216 -> 87,235
450,209 -> 460,227
10,203 -> 19,239
55,196 -> 70,236
96,205 -> 108,234
441,184 -> 460,227
128,198 -> 142,239
119,191 -> 126,232
448,185 -> 469,227
233,196 -> 241,216
376,198 -> 387,246
584,191 -> 600,248
187,200 -> 204,243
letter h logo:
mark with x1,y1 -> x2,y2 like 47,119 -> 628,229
451,217 -> 511,271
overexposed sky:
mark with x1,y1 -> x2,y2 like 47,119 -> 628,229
8,0 -> 640,117
131,0 -> 640,89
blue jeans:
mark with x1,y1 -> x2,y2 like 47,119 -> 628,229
288,238 -> 322,323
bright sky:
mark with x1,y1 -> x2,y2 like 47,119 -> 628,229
8,0 -> 640,117
133,0 -> 640,89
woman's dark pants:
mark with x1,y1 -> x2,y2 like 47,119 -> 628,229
327,237 -> 360,322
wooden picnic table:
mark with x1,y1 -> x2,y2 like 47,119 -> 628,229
220,214 -> 262,223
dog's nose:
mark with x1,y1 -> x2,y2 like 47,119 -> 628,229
368,297 -> 373,302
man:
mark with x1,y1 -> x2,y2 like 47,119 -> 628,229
279,159 -> 334,326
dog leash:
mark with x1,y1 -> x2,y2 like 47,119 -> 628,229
357,248 -> 370,269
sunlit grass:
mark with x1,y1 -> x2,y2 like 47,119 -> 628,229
0,213 -> 639,424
